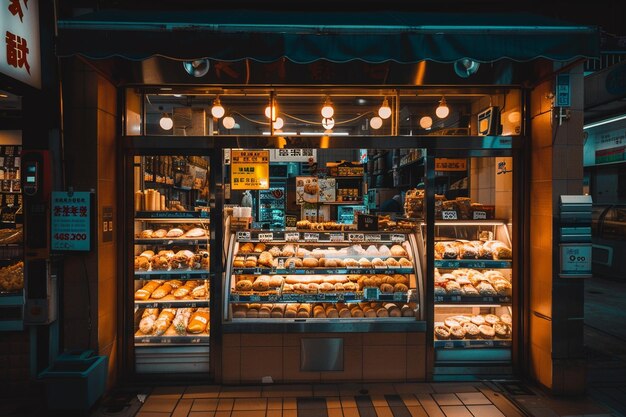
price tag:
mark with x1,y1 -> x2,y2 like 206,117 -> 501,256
365,234 -> 382,242
473,211 -> 487,220
142,338 -> 151,344
451,296 -> 461,302
161,338 -> 172,344
268,294 -> 279,302
391,234 -> 405,243
237,231 -> 251,240
444,342 -> 454,349
258,232 -> 274,242
329,233 -> 344,242
349,233 -> 365,242
230,293 -> 240,302
336,293 -> 345,301
364,287 -> 380,300
250,295 -> 261,302
304,233 -> 319,242
484,297 -> 493,303
442,211 -> 458,220
435,296 -> 443,303
178,274 -> 189,280
393,292 -> 405,301
285,232 -> 300,242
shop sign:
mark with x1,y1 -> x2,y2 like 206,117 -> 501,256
435,158 -> 467,171
0,0 -> 40,88
51,191 -> 92,251
270,149 -> 317,162
560,243 -> 592,276
231,150 -> 269,190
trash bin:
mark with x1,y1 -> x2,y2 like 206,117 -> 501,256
39,351 -> 108,411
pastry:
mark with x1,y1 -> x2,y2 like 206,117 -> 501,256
284,305 -> 298,318
154,308 -> 177,335
307,283 -> 320,292
461,284 -> 479,296
476,282 -> 497,296
281,244 -> 296,257
479,324 -> 495,339
313,305 -> 326,318
151,253 -> 173,270
444,318 -> 460,328
244,256 -> 257,268
351,307 -> 364,317
297,304 -> 311,318
343,258 -> 358,267
239,242 -> 254,253
393,283 -> 409,293
151,282 -> 174,299
258,251 -> 274,267
449,325 -> 466,339
258,305 -> 271,318
343,282 -> 357,291
463,322 -> 480,339
268,246 -> 281,257
324,258 -> 338,268
376,307 -> 389,317
338,308 -> 351,318
435,325 -> 450,340
296,247 -> 311,257
401,305 -> 414,317
390,244 -> 408,257
246,308 -> 259,318
253,243 -> 266,253
285,257 -> 303,268
385,258 -> 400,267
166,228 -> 184,238
459,242 -> 478,259
398,258 -> 412,267
444,280 -> 462,295
434,285 -> 446,296
356,257 -> 370,268
493,280 -> 512,297
365,245 -> 379,256
269,276 -> 284,288
134,256 -> 151,271
500,313 -> 512,325
485,314 -> 500,325
140,229 -> 153,238
485,240 -> 512,260
270,304 -> 285,318
233,256 -> 245,268
152,229 -> 167,238
192,251 -> 210,270
174,280 -> 199,298
182,227 -> 207,238
135,281 -> 158,301
325,306 -> 339,318
318,282 -> 334,292
378,245 -> 391,257
470,315 -> 485,325
303,258 -> 319,268
191,284 -> 208,298
494,322 -> 511,338
380,283 -> 394,293
371,258 -> 385,267
311,249 -> 325,259
252,278 -> 270,292
384,303 -> 401,317
171,250 -> 194,269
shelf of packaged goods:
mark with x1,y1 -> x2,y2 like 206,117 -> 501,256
232,267 -> 414,275
434,295 -> 512,305
134,300 -> 209,309
134,333 -> 210,345
134,238 -> 209,245
230,290 -> 411,303
134,270 -> 210,280
135,211 -> 210,221
434,339 -> 512,348
434,260 -> 512,269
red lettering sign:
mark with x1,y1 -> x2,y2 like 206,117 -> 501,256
5,31 -> 30,74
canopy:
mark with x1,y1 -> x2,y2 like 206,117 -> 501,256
57,10 -> 599,64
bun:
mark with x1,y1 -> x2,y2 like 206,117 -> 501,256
390,245 -> 408,257
140,250 -> 155,259
303,258 -> 319,268
134,256 -> 151,271
434,325 -> 450,340
187,309 -> 209,333
239,242 -> 254,253
398,258 -> 412,267
166,228 -> 184,238
268,246 -> 281,257
135,280 -> 162,300
269,276 -> 284,288
233,256 -> 245,268
236,280 -> 253,291
244,256 -> 257,268
281,244 -> 296,257
258,306 -> 271,318
152,229 -> 167,238
183,227 -> 206,238
271,304 -> 285,318
140,230 -> 153,238
358,258 -> 372,268
479,324 -> 495,339
384,258 -> 400,267
258,252 -> 274,267
393,283 -> 409,293
380,283 -> 394,293
371,258 -> 385,267
252,278 -> 270,292
151,282 -> 173,299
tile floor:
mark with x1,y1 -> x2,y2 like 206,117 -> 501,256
129,382 -> 616,417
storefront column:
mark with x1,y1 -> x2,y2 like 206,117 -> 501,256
60,57 -> 118,388
529,62 -> 586,395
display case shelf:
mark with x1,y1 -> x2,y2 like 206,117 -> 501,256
235,230 -> 411,243
134,238 -> 209,245
434,295 -> 511,304
230,291 -> 409,303
232,267 -> 414,275
134,334 -> 210,345
135,300 -> 209,308
434,339 -> 512,348
135,211 -> 210,220
434,260 -> 512,269
134,270 -> 210,280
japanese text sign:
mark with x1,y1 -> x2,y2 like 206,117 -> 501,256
435,158 -> 467,172
51,191 -> 92,251
231,150 -> 269,190
1,0 -> 40,88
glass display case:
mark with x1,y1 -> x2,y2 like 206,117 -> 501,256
131,155 -> 211,374
419,220 -> 514,372
223,229 -> 423,324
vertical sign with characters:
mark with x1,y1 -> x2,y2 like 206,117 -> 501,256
51,191 -> 92,251
1,0 -> 41,88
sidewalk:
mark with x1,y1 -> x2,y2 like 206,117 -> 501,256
86,381 -> 614,417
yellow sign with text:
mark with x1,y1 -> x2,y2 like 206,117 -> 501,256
231,150 -> 270,190
435,158 -> 467,171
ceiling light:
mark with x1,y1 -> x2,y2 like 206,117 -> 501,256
419,116 -> 433,129
265,99 -> 278,122
182,59 -> 210,77
507,111 -> 521,123
584,114 -> 626,130
272,117 -> 284,130
370,116 -> 383,130
159,113 -> 173,130
378,98 -> 392,119
222,115 -> 236,129
436,97 -> 449,119
321,97 -> 334,119
322,117 -> 335,130
211,96 -> 225,119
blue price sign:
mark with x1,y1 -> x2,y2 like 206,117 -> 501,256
51,191 -> 92,251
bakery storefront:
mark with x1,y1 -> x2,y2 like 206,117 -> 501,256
57,10 -> 598,392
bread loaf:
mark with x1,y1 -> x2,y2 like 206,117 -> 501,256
154,308 -> 176,335
151,282 -> 174,299
134,280 -> 162,301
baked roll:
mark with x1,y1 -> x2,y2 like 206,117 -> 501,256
343,258 -> 358,267
500,313 -> 512,325
358,257 -> 372,268
476,282 -> 497,296
449,325 -> 466,340
470,315 -> 485,325
393,283 -> 409,293
174,280 -> 199,298
268,246 -> 282,257
134,256 -> 151,271
191,283 -> 208,299
303,258 -> 319,268
401,305 -> 414,317
166,228 -> 184,238
253,243 -> 266,253
384,303 -> 401,317
371,258 -> 385,267
350,307 -> 364,318
380,283 -> 394,293
434,325 -> 450,340
183,227 -> 206,238
134,280 -> 162,301
239,242 -> 254,253
444,318 -> 460,328
285,257 -> 303,268
479,324 -> 495,339
463,322 -> 480,339
390,244 -> 408,257
187,308 -> 209,333
258,305 -> 271,318
281,244 -> 296,257
385,258 -> 400,267
270,304 -> 285,318
152,229 -> 167,238
444,280 -> 462,295
258,251 -> 274,267
244,256 -> 257,268
171,250 -> 194,269
494,322 -> 511,338
140,230 -> 153,239
154,308 -> 176,335
151,282 -> 174,299
484,314 -> 500,325
252,278 -> 270,292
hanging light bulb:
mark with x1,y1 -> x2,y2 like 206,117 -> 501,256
272,117 -> 284,130
378,98 -> 392,119
265,98 -> 277,122
370,116 -> 383,130
321,97 -> 334,119
322,117 -> 335,130
436,96 -> 449,119
159,113 -> 173,130
211,96 -> 225,119
222,115 -> 235,129
419,116 -> 433,129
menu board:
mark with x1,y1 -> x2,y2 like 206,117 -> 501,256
231,150 -> 269,190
